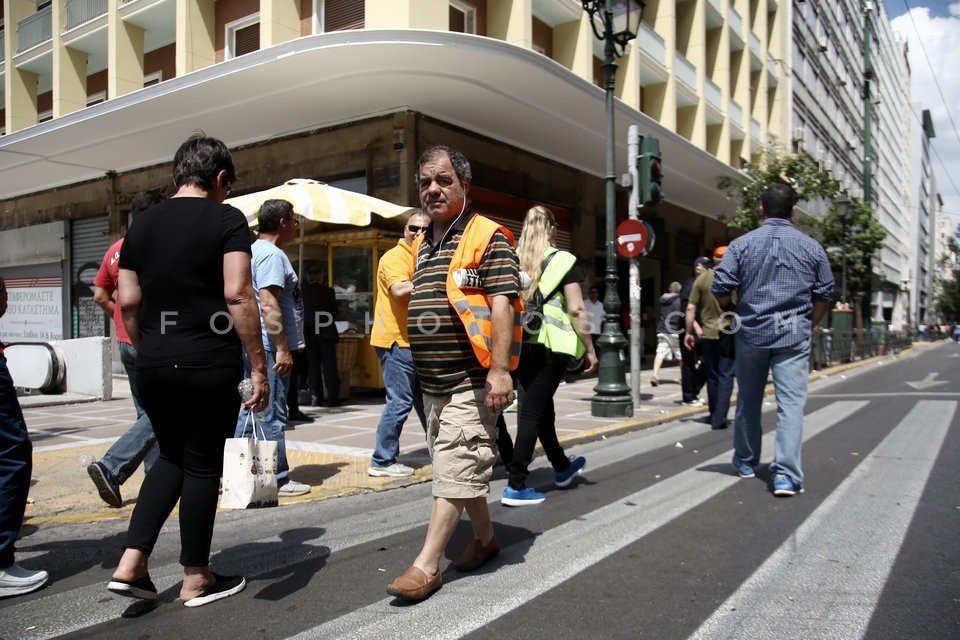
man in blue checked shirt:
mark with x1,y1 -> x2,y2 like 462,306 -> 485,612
711,183 -> 834,497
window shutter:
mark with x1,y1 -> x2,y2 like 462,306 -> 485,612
325,0 -> 364,32
235,22 -> 260,57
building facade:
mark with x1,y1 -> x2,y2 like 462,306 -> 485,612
930,199 -> 957,324
789,0 -> 911,330
910,108 -> 937,325
0,0 -> 914,348
0,0 -> 792,348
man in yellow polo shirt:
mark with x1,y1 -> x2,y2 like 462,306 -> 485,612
368,211 -> 431,477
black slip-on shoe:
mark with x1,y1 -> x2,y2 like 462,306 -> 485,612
182,574 -> 246,608
107,575 -> 159,600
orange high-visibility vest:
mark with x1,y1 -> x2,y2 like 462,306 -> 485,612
412,214 -> 523,370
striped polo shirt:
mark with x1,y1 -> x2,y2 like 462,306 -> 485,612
408,210 -> 520,396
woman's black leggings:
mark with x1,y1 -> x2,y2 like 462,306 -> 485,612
506,343 -> 572,490
124,364 -> 242,567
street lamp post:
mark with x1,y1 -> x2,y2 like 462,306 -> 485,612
835,194 -> 852,304
581,0 -> 643,418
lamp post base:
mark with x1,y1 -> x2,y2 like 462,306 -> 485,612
591,395 -> 634,418
591,331 -> 633,417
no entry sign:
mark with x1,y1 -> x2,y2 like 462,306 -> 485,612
616,219 -> 647,258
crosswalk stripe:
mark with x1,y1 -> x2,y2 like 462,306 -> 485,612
285,401 -> 869,640
689,400 -> 956,640
0,401 -> 873,639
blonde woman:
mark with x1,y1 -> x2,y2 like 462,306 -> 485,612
502,206 -> 599,506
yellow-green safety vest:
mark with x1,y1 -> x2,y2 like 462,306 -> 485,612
526,248 -> 585,358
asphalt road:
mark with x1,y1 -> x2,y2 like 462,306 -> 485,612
2,341 -> 958,639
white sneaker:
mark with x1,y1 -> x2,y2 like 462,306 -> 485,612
367,463 -> 415,477
278,480 -> 311,497
0,564 -> 49,597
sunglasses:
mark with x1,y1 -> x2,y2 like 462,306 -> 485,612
407,225 -> 429,233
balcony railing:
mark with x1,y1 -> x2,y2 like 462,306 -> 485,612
750,117 -> 761,141
65,0 -> 109,31
749,31 -> 761,59
0,30 -> 5,57
17,7 -> 53,52
767,52 -> 777,80
729,99 -> 744,128
728,8 -> 743,38
675,52 -> 696,92
705,77 -> 723,112
638,21 -> 666,68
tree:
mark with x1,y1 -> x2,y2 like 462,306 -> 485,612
725,144 -> 838,231
934,224 -> 960,321
816,200 -> 887,305
725,144 -> 888,327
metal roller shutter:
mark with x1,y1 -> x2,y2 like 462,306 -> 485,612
71,217 -> 110,338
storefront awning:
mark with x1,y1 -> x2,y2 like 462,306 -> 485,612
0,29 -> 743,219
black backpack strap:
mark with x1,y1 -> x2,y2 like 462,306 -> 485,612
538,251 -> 563,303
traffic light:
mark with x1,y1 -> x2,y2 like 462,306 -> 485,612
638,135 -> 663,208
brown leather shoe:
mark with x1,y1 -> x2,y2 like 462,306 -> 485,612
454,536 -> 500,572
386,565 -> 441,601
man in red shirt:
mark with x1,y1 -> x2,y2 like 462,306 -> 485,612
86,193 -> 162,507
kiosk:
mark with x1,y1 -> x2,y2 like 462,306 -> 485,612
290,226 -> 404,396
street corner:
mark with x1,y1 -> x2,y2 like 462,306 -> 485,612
277,450 -> 432,505
26,444 -> 139,526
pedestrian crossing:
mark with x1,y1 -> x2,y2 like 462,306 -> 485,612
2,397 -> 956,640
690,400 -> 955,640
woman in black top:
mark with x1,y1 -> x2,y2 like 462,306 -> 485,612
106,134 -> 269,608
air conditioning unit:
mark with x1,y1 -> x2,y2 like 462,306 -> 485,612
793,127 -> 806,143
824,159 -> 834,172
816,148 -> 825,162
847,138 -> 857,151
836,71 -> 847,86
817,37 -> 828,52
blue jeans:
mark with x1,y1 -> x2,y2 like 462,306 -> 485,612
235,349 -> 291,485
733,337 -> 811,484
701,338 -> 735,428
371,344 -> 426,468
100,342 -> 158,484
0,354 -> 31,567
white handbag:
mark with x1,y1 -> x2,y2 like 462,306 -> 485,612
220,412 -> 279,509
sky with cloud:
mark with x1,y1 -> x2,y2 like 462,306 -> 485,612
888,1 -> 960,233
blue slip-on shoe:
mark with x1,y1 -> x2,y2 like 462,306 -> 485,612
772,473 -> 804,497
554,456 -> 586,488
501,486 -> 545,506
731,456 -> 756,479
